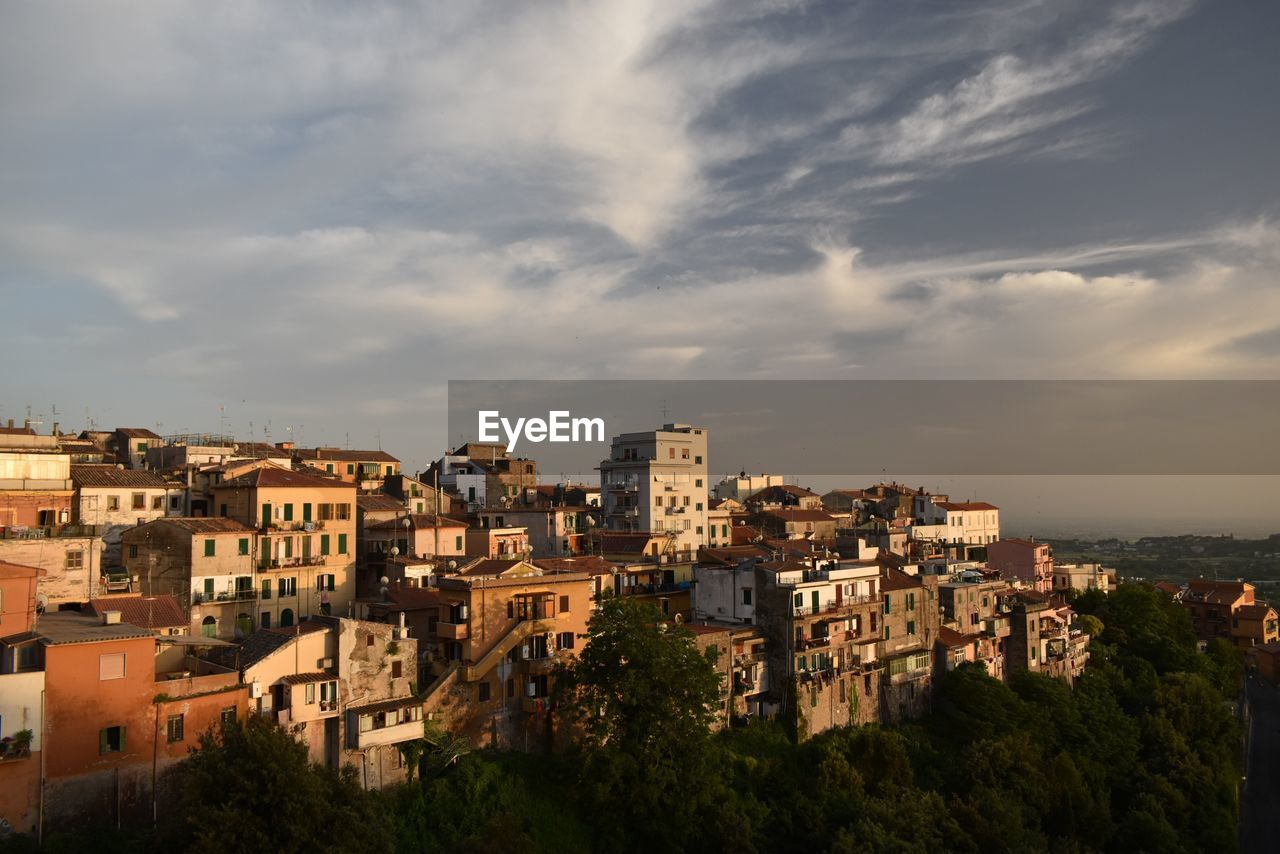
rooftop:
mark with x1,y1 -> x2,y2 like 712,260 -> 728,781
294,447 -> 400,464
36,610 -> 156,645
71,465 -> 175,489
216,464 -> 355,491
88,595 -> 187,629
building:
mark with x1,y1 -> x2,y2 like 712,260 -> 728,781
749,508 -> 839,541
712,473 -> 785,502
476,507 -> 590,557
365,514 -> 468,562
741,484 -> 823,511
1182,580 -> 1280,649
1052,562 -> 1115,594
0,530 -> 103,609
682,621 -> 769,727
123,517 -> 261,639
599,423 -> 709,563
878,568 -> 939,723
915,499 -> 1001,552
292,446 -> 401,491
211,465 -> 359,628
412,559 -> 594,749
465,526 -> 530,559
87,595 -> 189,635
108,428 -> 162,469
431,443 -> 539,511
71,464 -> 182,566
752,557 -> 884,736
987,537 -> 1054,592
31,609 -> 247,829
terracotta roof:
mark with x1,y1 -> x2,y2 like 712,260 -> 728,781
71,465 -> 175,489
358,494 -> 405,512
279,670 -> 337,685
599,532 -> 662,553
936,501 -> 999,511
0,426 -> 36,436
89,595 -> 187,629
760,509 -> 836,523
367,514 -> 467,531
1236,604 -> 1276,620
294,447 -> 399,464
216,464 -> 355,491
745,484 -> 819,503
0,560 -> 41,579
455,558 -> 535,578
116,427 -> 162,439
1154,581 -> 1183,595
35,611 -> 156,645
532,556 -> 620,576
698,545 -> 772,566
881,568 -> 924,591
937,626 -> 979,648
380,587 -> 446,609
135,517 -> 255,534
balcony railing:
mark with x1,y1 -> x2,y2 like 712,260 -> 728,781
792,593 -> 879,617
260,556 -> 328,570
437,621 -> 468,640
0,523 -> 99,540
192,589 -> 258,605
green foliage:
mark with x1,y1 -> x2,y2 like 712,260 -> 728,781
157,714 -> 393,854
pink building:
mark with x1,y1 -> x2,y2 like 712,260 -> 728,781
987,537 -> 1052,593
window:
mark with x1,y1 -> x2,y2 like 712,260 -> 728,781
907,620 -> 916,636
391,660 -> 403,679
238,538 -> 249,556
320,534 -> 330,555
204,539 -> 215,557
283,503 -> 294,522
338,534 -> 348,554
347,464 -> 355,475
128,544 -> 138,559
883,595 -> 891,614
906,592 -> 916,610
220,707 -> 236,727
132,492 -> 146,510
152,495 -> 164,511
316,574 -> 335,591
559,595 -> 570,613
478,682 -> 491,702
100,725 -> 126,754
326,463 -> 334,473
557,631 -> 576,650
455,535 -> 463,550
695,456 -> 702,465
261,612 -> 271,628
166,714 -> 185,743
107,495 -> 120,511
278,577 -> 297,598
883,626 -> 891,640
306,683 -> 316,704
743,587 -> 753,605
303,503 -> 312,522
66,550 -> 84,571
100,652 -> 126,680
695,478 -> 703,487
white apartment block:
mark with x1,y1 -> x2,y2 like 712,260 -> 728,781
915,499 -> 1001,546
599,424 -> 709,561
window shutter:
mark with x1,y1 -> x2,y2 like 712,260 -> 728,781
99,728 -> 108,754
120,726 -> 127,752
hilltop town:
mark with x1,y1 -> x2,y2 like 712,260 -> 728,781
0,420 -> 1272,844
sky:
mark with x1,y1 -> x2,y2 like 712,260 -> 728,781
2,0 -> 1279,534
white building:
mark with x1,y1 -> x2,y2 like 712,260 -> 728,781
71,465 -> 184,566
599,424 -> 709,562
915,499 -> 1000,546
713,473 -> 785,502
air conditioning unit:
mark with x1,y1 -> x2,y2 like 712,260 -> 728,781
320,657 -> 335,669
249,681 -> 263,699
457,604 -> 469,620
525,682 -> 538,698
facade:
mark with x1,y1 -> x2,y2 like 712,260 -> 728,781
1052,562 -> 1115,594
915,499 -> 1001,550
879,568 -> 940,724
415,560 -> 594,749
465,526 -> 530,559
211,465 -> 358,628
70,465 -> 182,566
477,507 -> 591,558
987,537 -> 1054,592
292,446 -> 401,490
0,532 -> 103,609
1182,580 -> 1279,649
750,509 -> 839,541
365,514 -> 468,561
123,518 -> 260,639
433,443 -> 539,511
599,423 -> 709,562
712,473 -> 785,502
109,428 -> 162,469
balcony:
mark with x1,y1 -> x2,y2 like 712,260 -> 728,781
192,587 -> 258,606
0,523 -> 98,540
260,556 -> 328,570
347,698 -> 424,749
792,593 -> 879,617
437,621 -> 469,640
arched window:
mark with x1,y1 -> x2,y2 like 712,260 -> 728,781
201,616 -> 217,638
280,608 -> 294,628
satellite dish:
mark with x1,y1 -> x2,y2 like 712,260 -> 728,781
447,560 -> 457,570
673,613 -> 684,624
36,594 -> 48,614
380,576 -> 390,586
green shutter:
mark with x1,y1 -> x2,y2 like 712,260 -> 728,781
303,503 -> 312,522
347,464 -> 354,475
99,728 -> 108,754
455,535 -> 463,550
321,535 -> 330,555
338,534 -> 347,554
238,538 -> 249,555
261,504 -> 272,528
326,463 -> 334,473
204,539 -> 215,557
120,726 -> 126,752
283,504 -> 293,522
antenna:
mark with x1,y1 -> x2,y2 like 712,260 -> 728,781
660,399 -> 669,422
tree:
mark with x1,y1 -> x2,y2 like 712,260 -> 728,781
157,715 -> 392,854
552,596 -> 727,851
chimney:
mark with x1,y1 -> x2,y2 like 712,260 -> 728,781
6,419 -> 12,428
52,422 -> 59,436
102,610 -> 122,625
23,419 -> 31,430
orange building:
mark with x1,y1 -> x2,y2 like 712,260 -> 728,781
408,559 -> 593,748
